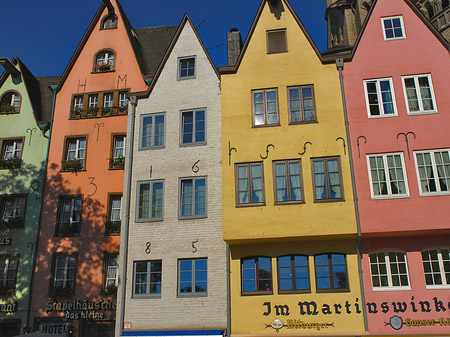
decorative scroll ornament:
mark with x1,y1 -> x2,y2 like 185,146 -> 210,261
94,123 -> 105,141
26,127 -> 37,146
357,136 -> 367,158
260,144 -> 275,160
228,141 -> 237,166
336,137 -> 346,155
298,142 -> 312,156
397,131 -> 416,160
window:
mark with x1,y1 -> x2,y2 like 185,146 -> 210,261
178,56 -> 196,79
414,149 -> 450,195
89,95 -> 98,108
312,157 -> 343,201
277,255 -> 309,293
252,89 -> 279,126
422,249 -> 450,288
0,195 -> 26,227
106,194 -> 121,235
101,14 -> 117,29
140,113 -> 165,149
110,135 -> 125,169
119,92 -> 128,107
235,163 -> 265,206
181,109 -> 206,145
56,196 -> 82,236
133,260 -> 162,296
273,160 -> 303,203
82,321 -> 115,337
402,74 -> 436,114
136,181 -> 164,222
0,256 -> 19,293
364,78 -> 397,117
104,253 -> 118,287
241,257 -> 272,294
1,139 -> 23,160
52,255 -> 77,293
0,91 -> 20,113
178,258 -> 207,296
382,16 -> 406,40
314,253 -> 349,292
73,96 -> 83,111
288,85 -> 316,123
369,252 -> 410,289
63,137 -> 86,170
367,153 -> 409,198
95,50 -> 115,72
104,93 -> 114,108
267,29 -> 287,54
180,177 -> 207,219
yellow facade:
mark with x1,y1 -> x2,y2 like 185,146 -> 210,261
220,0 -> 364,335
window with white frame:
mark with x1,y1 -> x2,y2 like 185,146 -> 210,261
364,78 -> 397,117
119,92 -> 128,107
288,85 -> 316,123
52,255 -> 77,292
0,256 -> 18,291
181,109 -> 206,145
57,196 -> 82,236
110,135 -> 125,169
252,89 -> 279,126
103,93 -> 114,108
180,177 -> 207,219
136,180 -> 164,221
382,16 -> 406,40
140,113 -> 165,149
89,94 -> 98,108
73,96 -> 83,111
402,74 -> 436,114
414,149 -> 450,195
422,249 -> 450,288
367,153 -> 409,198
64,137 -> 86,169
0,91 -> 20,113
1,195 -> 26,224
1,139 -> 23,160
133,260 -> 162,296
102,15 -> 117,29
235,162 -> 265,206
369,252 -> 410,289
105,253 -> 118,287
95,51 -> 115,72
106,194 -> 122,235
178,258 -> 207,296
273,160 -> 303,203
178,56 -> 196,79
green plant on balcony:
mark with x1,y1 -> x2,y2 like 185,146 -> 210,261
101,106 -> 114,116
61,158 -> 83,172
0,104 -> 16,113
116,105 -> 128,114
0,157 -> 22,169
86,106 -> 99,117
70,108 -> 83,119
101,283 -> 117,296
109,156 -> 125,169
49,285 -> 74,298
105,220 -> 121,235
0,216 -> 25,229
95,62 -> 113,72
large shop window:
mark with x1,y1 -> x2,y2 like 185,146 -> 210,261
136,180 -> 164,222
414,149 -> 450,195
235,162 -> 265,206
422,249 -> 450,288
133,260 -> 162,297
241,256 -> 272,295
312,157 -> 343,202
178,258 -> 207,296
277,255 -> 310,293
314,253 -> 349,292
369,252 -> 410,290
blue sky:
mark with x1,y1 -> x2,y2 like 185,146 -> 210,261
0,0 -> 328,77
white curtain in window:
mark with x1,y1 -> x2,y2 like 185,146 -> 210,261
275,163 -> 287,201
289,162 -> 301,200
314,161 -> 326,198
251,165 -> 263,202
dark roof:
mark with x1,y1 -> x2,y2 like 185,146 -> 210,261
37,76 -> 60,124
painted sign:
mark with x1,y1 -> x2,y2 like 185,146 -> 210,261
46,299 -> 116,320
0,237 -> 11,245
39,322 -> 70,336
385,315 -> 450,331
0,302 -> 17,313
265,318 -> 334,332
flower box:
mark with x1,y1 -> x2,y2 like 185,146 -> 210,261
0,158 -> 22,169
69,108 -> 83,119
95,63 -> 113,72
101,284 -> 117,296
0,286 -> 16,299
109,156 -> 125,169
105,220 -> 121,235
86,107 -> 99,117
0,104 -> 16,113
61,158 -> 83,172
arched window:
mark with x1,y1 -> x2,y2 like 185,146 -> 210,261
94,50 -> 115,72
0,91 -> 21,113
101,14 -> 117,29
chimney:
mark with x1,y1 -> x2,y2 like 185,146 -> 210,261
227,28 -> 243,66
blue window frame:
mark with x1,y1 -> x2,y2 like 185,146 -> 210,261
181,109 -> 205,145
241,257 -> 272,294
277,255 -> 310,293
314,253 -> 349,292
180,177 -> 207,219
133,260 -> 162,296
178,258 -> 207,296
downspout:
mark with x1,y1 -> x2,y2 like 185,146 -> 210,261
335,59 -> 368,332
26,84 -> 58,333
226,243 -> 231,337
119,95 -> 137,336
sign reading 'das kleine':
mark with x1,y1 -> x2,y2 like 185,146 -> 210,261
39,322 -> 70,336
46,299 -> 116,320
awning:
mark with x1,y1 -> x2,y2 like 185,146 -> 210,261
121,330 -> 224,337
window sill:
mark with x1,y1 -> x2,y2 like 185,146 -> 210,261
384,37 -> 407,42
372,286 -> 411,291
91,70 -> 115,74
368,114 -> 398,119
425,285 -> 450,290
177,293 -> 208,298
313,198 -> 345,203
419,191 -> 450,197
132,294 -> 161,299
252,123 -> 281,128
108,167 -> 124,171
54,233 -> 80,238
0,111 -> 20,115
135,218 -> 164,223
241,291 -> 273,296
371,194 -> 410,200
138,146 -> 166,151
236,202 -> 266,208
177,76 -> 196,81
180,142 -> 207,147
316,288 -> 350,293
407,110 -> 439,116
279,289 -> 311,294
274,200 -> 305,206
289,120 -> 317,125
179,215 -> 208,220
60,169 -> 86,173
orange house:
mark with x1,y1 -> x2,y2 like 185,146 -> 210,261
29,1 -> 176,336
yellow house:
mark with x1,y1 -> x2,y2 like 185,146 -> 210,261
219,0 -> 365,335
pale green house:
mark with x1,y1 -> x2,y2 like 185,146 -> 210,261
0,57 -> 58,336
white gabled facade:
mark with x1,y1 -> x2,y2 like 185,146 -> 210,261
119,15 -> 225,334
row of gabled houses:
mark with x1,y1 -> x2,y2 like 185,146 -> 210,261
0,0 -> 449,337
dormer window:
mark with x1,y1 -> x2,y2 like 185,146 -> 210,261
382,16 -> 406,40
0,91 -> 21,113
94,50 -> 115,72
267,29 -> 287,54
101,14 -> 117,29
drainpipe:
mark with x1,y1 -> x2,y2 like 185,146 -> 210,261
118,95 -> 137,336
26,84 -> 58,333
226,243 -> 231,337
335,58 -> 368,332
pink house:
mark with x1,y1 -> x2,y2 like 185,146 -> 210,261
341,0 -> 450,335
